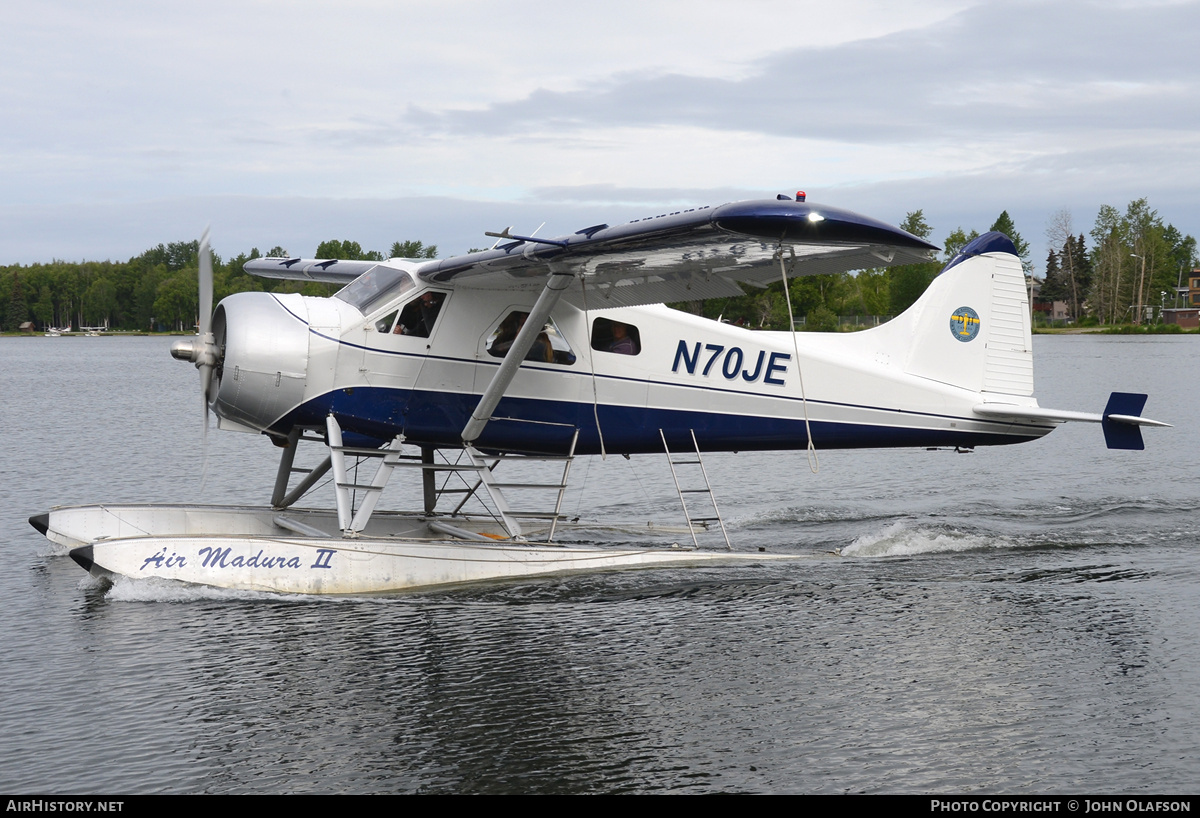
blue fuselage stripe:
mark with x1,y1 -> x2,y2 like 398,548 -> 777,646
276,386 -> 1041,455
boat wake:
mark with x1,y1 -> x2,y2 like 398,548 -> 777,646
104,575 -> 297,603
839,520 -> 1019,558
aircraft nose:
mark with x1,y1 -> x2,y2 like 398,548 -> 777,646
209,292 -> 312,434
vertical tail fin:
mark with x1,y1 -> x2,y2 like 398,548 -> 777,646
1102,392 -> 1149,450
887,232 -> 1032,397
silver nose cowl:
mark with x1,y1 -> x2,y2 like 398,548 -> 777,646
207,291 -> 311,433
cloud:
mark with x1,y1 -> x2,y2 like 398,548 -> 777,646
2,0 -> 1197,268
400,2 -> 1200,146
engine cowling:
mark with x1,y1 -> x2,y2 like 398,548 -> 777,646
208,292 -> 312,434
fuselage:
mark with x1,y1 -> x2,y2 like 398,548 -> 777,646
207,262 -> 1050,456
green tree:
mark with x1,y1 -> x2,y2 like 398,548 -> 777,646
888,210 -> 940,314
82,277 -> 118,326
1068,235 -> 1093,317
32,285 -> 54,327
989,211 -> 1031,273
850,268 -> 889,315
314,239 -> 387,260
6,271 -> 27,330
1045,210 -> 1090,321
804,305 -> 838,332
154,270 -> 199,331
1040,249 -> 1062,302
942,227 -> 980,263
316,239 -> 364,259
390,240 -> 438,259
1087,199 -> 1195,324
753,290 -> 787,328
1089,204 -> 1127,324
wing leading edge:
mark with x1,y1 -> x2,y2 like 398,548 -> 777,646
243,257 -> 382,285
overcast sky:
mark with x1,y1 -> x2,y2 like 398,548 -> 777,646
2,0 -> 1197,270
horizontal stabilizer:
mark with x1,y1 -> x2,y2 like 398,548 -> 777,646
973,392 -> 1169,450
1103,392 -> 1150,450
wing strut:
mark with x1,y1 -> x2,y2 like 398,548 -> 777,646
461,269 -> 575,445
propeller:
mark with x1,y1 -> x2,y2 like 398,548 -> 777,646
170,228 -> 219,421
197,228 -> 215,405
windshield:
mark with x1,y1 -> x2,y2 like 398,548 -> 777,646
334,266 -> 416,314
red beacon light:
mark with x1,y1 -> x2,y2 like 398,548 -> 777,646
796,191 -> 806,202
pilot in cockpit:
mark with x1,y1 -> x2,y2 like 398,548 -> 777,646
393,291 -> 445,337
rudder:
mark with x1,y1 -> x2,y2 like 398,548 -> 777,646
891,232 -> 1032,397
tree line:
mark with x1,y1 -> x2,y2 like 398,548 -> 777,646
1,239 -> 436,332
1040,200 -> 1194,325
3,199 -> 1193,333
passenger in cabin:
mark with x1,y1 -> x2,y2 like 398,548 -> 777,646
489,312 -> 524,356
608,322 -> 637,355
506,315 -> 554,362
528,330 -> 554,362
592,317 -> 641,356
488,312 -> 566,363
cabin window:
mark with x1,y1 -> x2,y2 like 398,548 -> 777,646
591,317 -> 641,356
486,311 -> 576,365
335,266 -> 416,313
374,310 -> 399,333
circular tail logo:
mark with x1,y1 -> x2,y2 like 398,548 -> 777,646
950,307 -> 980,341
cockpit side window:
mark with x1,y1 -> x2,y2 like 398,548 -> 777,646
591,317 -> 641,355
374,310 -> 399,333
335,266 -> 416,314
486,311 -> 576,365
392,291 -> 446,338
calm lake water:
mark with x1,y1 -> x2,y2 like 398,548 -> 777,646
2,334 -> 1197,794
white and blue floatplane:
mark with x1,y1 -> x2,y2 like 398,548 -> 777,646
31,195 -> 1167,594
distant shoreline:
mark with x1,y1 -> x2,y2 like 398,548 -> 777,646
1033,325 -> 1197,335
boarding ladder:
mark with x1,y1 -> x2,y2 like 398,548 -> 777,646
324,420 -> 423,535
308,415 -> 580,540
660,429 -> 732,550
460,424 -> 579,541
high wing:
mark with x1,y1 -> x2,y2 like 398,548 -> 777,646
244,198 -> 938,308
419,198 -> 937,308
243,256 -> 379,284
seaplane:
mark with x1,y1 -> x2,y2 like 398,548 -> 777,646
30,194 -> 1167,595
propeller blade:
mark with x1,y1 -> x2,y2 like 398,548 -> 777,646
197,227 -> 214,403
197,228 -> 214,493
198,227 -> 213,337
